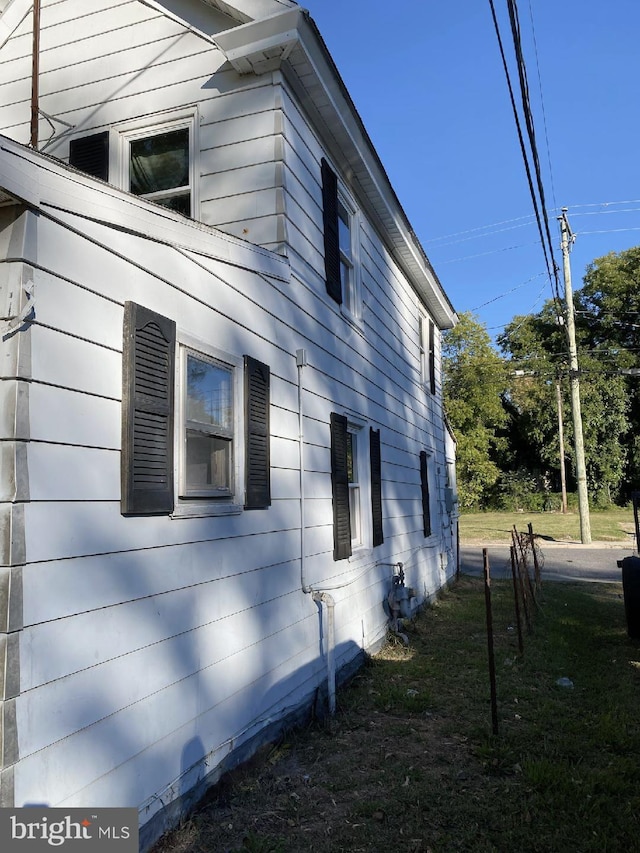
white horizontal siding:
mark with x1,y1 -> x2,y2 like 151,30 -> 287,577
0,5 -> 456,833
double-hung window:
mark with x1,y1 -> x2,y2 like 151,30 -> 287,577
321,158 -> 361,319
68,111 -> 198,218
346,428 -> 361,547
419,315 -> 437,394
121,303 -> 270,518
126,124 -> 192,215
330,413 -> 383,560
182,349 -> 234,499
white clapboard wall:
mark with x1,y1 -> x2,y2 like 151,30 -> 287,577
0,0 -> 456,843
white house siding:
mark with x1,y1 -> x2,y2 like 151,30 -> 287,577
0,0 -> 286,251
0,1 -> 457,847
277,77 -> 455,589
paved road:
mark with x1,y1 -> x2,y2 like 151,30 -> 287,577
460,540 -> 637,584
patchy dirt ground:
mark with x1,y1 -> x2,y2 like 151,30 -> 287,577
150,582 -> 527,853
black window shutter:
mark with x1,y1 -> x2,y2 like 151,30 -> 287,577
244,355 -> 271,509
428,319 -> 436,395
121,302 -> 176,516
321,158 -> 342,304
420,450 -> 432,537
330,412 -> 351,560
69,131 -> 110,181
370,428 -> 384,547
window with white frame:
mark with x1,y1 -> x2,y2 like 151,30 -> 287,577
321,158 -> 361,319
182,349 -> 235,498
69,113 -> 198,217
121,303 -> 270,518
346,427 -> 361,547
419,314 -> 437,394
338,195 -> 360,318
123,118 -> 195,216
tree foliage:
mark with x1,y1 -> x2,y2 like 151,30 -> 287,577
445,247 -> 640,509
442,312 -> 508,507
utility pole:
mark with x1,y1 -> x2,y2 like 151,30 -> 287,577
559,208 -> 591,543
555,378 -> 568,514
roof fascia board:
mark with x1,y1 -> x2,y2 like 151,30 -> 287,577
0,0 -> 31,51
0,136 -> 290,282
198,0 -> 298,25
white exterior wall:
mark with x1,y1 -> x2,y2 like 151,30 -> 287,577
0,0 -> 286,251
0,0 -> 457,846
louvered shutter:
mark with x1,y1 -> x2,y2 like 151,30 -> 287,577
321,158 -> 342,304
69,131 -> 110,181
428,320 -> 436,395
330,412 -> 351,560
370,428 -> 384,547
420,450 -> 432,538
244,355 -> 271,509
121,302 -> 175,515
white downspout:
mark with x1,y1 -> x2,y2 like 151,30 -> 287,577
297,349 -> 336,715
311,590 -> 336,715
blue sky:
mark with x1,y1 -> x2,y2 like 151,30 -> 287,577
304,0 -> 640,341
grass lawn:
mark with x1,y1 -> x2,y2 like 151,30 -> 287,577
152,577 -> 640,853
459,506 -> 636,544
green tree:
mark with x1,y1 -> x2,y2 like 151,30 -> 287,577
442,312 -> 508,508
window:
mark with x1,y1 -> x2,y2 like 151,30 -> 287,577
338,196 -> 360,317
321,158 -> 361,317
121,303 -> 270,517
182,350 -> 234,498
68,112 -> 198,217
420,450 -> 433,537
330,414 -> 383,560
127,126 -> 191,214
419,315 -> 437,394
347,429 -> 361,547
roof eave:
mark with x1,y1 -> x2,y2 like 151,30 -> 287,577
213,7 -> 457,329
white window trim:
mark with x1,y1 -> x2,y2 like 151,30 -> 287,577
109,108 -> 200,218
337,187 -> 362,323
172,332 -> 244,519
345,415 -> 372,562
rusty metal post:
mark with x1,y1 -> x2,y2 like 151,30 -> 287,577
509,545 -> 524,654
528,522 -> 542,592
512,531 -> 532,633
483,549 -> 499,736
514,525 -> 535,603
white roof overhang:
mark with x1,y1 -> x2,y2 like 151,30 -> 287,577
214,6 -> 457,329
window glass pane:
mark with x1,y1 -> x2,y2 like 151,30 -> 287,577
347,431 -> 356,483
338,201 -> 352,259
130,128 -> 189,195
187,356 -> 232,431
156,193 -> 191,216
349,484 -> 360,544
186,431 -> 230,491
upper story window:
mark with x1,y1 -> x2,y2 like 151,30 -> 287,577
419,314 -> 437,395
321,158 -> 361,320
68,111 -> 198,218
